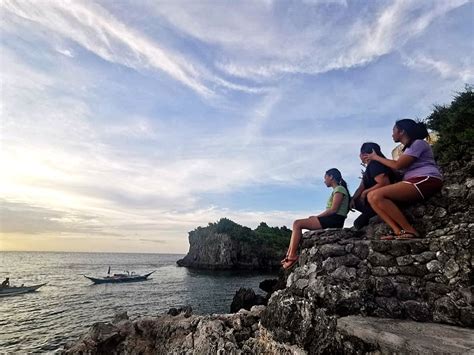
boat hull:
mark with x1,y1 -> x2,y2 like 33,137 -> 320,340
84,271 -> 155,284
0,283 -> 46,297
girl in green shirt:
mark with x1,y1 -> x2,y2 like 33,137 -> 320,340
282,168 -> 350,269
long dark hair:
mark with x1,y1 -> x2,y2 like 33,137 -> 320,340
360,142 -> 396,182
395,119 -> 429,148
325,168 -> 351,201
360,142 -> 386,158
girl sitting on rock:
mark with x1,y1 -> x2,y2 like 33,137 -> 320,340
282,168 -> 350,269
351,142 -> 396,229
363,119 -> 443,240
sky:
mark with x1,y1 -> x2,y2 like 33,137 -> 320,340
0,0 -> 473,254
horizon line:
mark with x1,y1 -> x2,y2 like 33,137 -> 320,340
0,250 -> 185,255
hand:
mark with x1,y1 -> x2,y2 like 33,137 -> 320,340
362,149 -> 378,163
361,190 -> 368,200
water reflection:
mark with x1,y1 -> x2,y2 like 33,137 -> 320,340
0,251 -> 277,352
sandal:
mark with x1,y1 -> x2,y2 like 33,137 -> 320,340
396,232 -> 420,240
282,257 -> 299,270
281,252 -> 290,264
380,229 -> 420,240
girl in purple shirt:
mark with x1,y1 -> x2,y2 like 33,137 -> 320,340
363,119 -> 443,240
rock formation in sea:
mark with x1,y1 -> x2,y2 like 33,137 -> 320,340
176,218 -> 291,270
63,90 -> 474,353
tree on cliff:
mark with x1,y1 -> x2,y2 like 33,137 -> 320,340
198,218 -> 291,249
426,85 -> 474,164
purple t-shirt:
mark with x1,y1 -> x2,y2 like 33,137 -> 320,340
402,139 -> 442,180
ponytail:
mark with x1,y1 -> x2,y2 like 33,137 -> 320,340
339,178 -> 351,205
339,177 -> 349,193
395,119 -> 429,148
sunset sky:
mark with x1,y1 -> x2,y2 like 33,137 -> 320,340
1,0 -> 472,253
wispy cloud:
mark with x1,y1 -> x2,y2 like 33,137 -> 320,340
2,0 -> 468,95
2,0 -> 216,97
403,54 -> 474,82
152,0 -> 468,80
56,47 -> 74,58
0,0 -> 471,252
243,90 -> 282,145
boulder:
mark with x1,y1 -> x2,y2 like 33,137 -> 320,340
230,287 -> 266,313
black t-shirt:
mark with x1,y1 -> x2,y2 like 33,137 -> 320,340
363,161 -> 394,188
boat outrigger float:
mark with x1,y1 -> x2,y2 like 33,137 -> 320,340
83,268 -> 156,284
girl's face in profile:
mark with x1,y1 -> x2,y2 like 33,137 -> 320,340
359,152 -> 369,164
324,174 -> 333,187
392,125 -> 403,142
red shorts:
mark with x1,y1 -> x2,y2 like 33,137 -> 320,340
402,176 -> 443,199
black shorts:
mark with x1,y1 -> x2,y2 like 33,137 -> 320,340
318,213 -> 346,229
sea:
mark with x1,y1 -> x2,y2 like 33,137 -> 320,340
0,251 -> 277,353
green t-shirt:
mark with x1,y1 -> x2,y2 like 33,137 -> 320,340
326,185 -> 349,217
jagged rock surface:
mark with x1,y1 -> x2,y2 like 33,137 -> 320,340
277,227 -> 472,326
63,307 -> 300,354
258,158 -> 473,353
64,159 -> 474,354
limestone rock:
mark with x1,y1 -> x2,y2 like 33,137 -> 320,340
177,220 -> 290,270
337,316 -> 474,354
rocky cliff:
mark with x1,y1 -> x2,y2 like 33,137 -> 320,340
176,219 -> 290,270
64,157 -> 473,354
63,88 -> 474,354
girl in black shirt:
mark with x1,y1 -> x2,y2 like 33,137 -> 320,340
350,143 -> 395,229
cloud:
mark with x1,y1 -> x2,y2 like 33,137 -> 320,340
0,0 -> 470,253
138,238 -> 166,244
0,198 -> 315,249
1,0 -> 210,97
1,0 -> 272,98
2,0 -> 467,98
0,46 -> 412,234
403,54 -> 474,82
243,89 -> 282,145
101,117 -> 159,140
0,200 -> 110,235
301,0 -> 347,5
56,48 -> 74,58
151,0 -> 468,81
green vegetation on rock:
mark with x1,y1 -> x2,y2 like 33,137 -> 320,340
426,85 -> 474,164
193,218 -> 291,250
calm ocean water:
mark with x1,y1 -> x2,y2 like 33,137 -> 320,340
0,251 -> 276,353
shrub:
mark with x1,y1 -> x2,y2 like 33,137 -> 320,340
192,218 -> 291,250
426,86 -> 474,164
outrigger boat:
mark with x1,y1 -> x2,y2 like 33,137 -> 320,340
0,283 -> 47,297
83,267 -> 155,284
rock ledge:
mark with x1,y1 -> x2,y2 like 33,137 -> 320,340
337,316 -> 474,354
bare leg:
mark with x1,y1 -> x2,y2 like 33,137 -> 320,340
282,217 -> 322,268
368,182 -> 422,235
